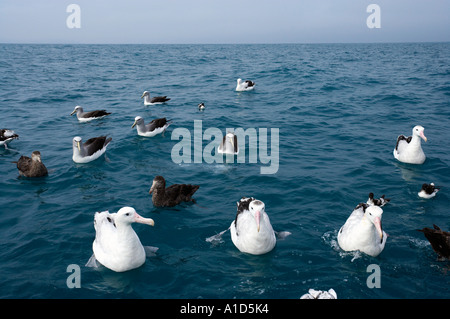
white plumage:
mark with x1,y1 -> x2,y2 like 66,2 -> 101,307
230,197 -> 276,255
218,132 -> 239,155
418,183 -> 440,199
337,203 -> 387,257
87,207 -> 156,272
72,136 -> 112,164
131,116 -> 171,137
235,78 -> 255,91
393,125 -> 427,164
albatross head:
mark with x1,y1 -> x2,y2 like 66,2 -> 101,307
116,207 -> 154,226
73,136 -> 82,152
249,199 -> 265,232
70,106 -> 82,115
413,125 -> 427,142
365,205 -> 384,242
141,91 -> 149,98
131,116 -> 144,128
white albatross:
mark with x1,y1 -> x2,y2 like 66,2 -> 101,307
235,78 -> 255,91
230,197 -> 276,255
337,203 -> 387,257
141,91 -> 170,105
70,105 -> 111,122
86,207 -> 157,272
131,116 -> 171,137
393,125 -> 427,164
218,132 -> 239,155
72,136 -> 112,163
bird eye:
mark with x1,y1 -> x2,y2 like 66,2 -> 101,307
125,213 -> 130,216
369,213 -> 372,216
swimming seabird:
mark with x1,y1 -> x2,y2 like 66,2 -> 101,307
141,91 -> 170,105
131,116 -> 171,137
367,193 -> 390,207
14,151 -> 48,177
418,183 -> 440,199
149,175 -> 200,207
72,136 -> 112,163
70,105 -> 111,122
300,289 -> 337,299
198,102 -> 205,110
218,132 -> 239,155
393,125 -> 427,164
230,197 -> 276,255
0,129 -> 19,149
337,203 -> 387,257
236,78 -> 255,91
86,207 -> 157,272
417,225 -> 450,259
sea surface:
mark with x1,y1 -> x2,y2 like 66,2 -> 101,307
0,43 -> 449,299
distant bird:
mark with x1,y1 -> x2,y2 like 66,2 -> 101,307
14,151 -> 48,177
131,116 -> 171,137
86,207 -> 157,272
198,102 -> 205,110
218,132 -> 239,155
418,183 -> 440,199
141,91 -> 170,105
393,125 -> 427,164
337,203 -> 387,257
300,288 -> 337,299
230,197 -> 276,255
236,78 -> 255,91
417,225 -> 450,259
72,136 -> 112,163
367,193 -> 390,207
70,105 -> 111,122
149,175 -> 200,207
0,129 -> 19,149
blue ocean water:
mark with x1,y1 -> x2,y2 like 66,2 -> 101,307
0,43 -> 449,299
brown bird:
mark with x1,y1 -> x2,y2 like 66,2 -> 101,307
149,175 -> 199,207
14,151 -> 48,177
417,225 -> 450,259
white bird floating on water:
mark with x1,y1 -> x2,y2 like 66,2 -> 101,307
418,183 -> 440,199
235,78 -> 255,91
366,192 -> 390,207
70,105 -> 111,122
337,203 -> 387,257
393,125 -> 427,164
131,116 -> 171,137
72,136 -> 112,164
86,207 -> 157,272
300,288 -> 337,299
141,91 -> 170,105
0,129 -> 19,149
218,132 -> 239,155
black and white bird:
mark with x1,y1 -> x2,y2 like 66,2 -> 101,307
367,193 -> 390,207
86,207 -> 157,272
235,78 -> 255,91
72,136 -> 112,163
14,151 -> 48,178
70,105 -> 111,122
337,203 -> 387,257
230,197 -> 276,255
417,224 -> 450,260
0,129 -> 19,149
418,183 -> 440,199
141,91 -> 170,105
149,175 -> 200,207
198,102 -> 205,110
218,132 -> 239,155
393,125 -> 427,164
131,116 -> 171,137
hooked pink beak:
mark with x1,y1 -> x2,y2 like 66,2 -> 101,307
255,210 -> 261,232
420,131 -> 427,142
134,212 -> 154,226
149,181 -> 156,194
373,217 -> 383,242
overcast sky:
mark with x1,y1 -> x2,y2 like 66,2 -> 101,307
0,1 -> 449,44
